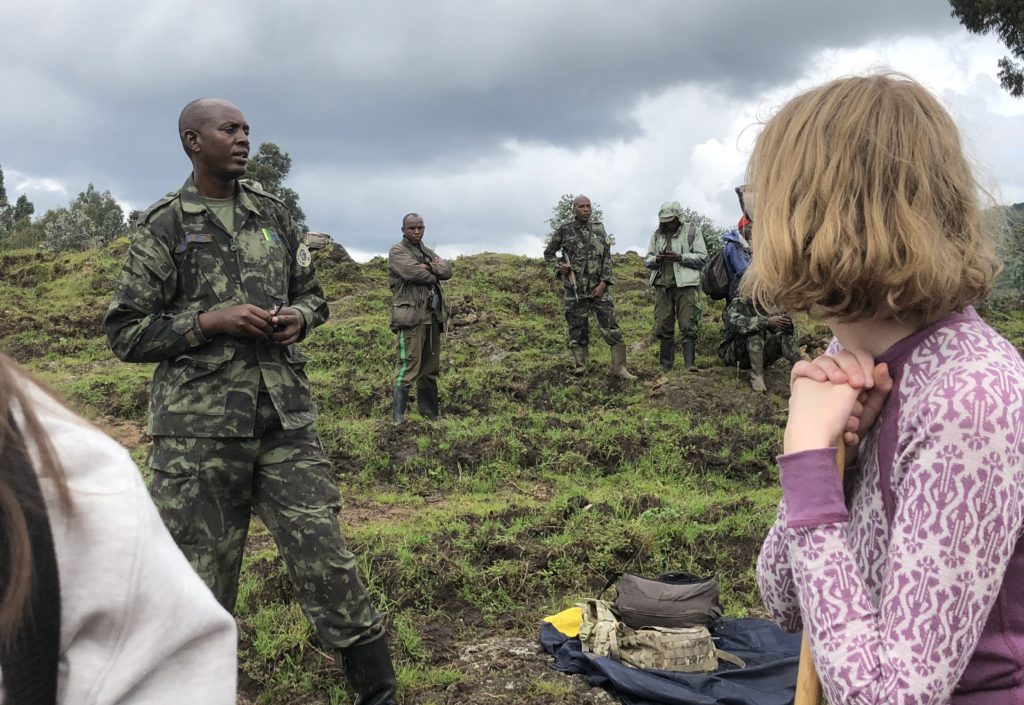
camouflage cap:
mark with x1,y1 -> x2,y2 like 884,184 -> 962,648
658,201 -> 684,222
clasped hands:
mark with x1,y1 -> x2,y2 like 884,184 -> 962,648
785,349 -> 894,462
198,303 -> 304,346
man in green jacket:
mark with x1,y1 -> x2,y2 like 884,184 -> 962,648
104,98 -> 397,705
388,213 -> 453,423
643,201 -> 708,371
543,195 -> 636,380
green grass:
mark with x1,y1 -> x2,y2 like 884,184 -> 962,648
2,241 -> 1021,704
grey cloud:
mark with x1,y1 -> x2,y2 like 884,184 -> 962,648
0,0 -> 978,248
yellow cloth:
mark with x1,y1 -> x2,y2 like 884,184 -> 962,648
543,606 -> 583,637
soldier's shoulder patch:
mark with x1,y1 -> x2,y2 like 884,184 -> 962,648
296,243 -> 312,267
139,191 -> 179,224
240,179 -> 285,205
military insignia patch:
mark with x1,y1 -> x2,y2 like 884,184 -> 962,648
296,243 -> 312,267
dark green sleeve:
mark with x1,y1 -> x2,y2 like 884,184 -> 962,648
280,207 -> 328,338
543,226 -> 563,271
601,231 -> 614,285
723,299 -> 766,336
104,226 -> 209,363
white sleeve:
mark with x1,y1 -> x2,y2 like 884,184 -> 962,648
87,467 -> 238,705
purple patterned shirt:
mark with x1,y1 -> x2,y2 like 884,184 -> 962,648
758,308 -> 1024,704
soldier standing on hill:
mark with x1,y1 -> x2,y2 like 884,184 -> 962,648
104,98 -> 397,705
388,213 -> 452,423
643,201 -> 708,371
543,194 -> 637,380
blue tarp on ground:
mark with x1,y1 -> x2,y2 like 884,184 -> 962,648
540,618 -> 801,705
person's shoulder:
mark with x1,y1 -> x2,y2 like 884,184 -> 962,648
911,311 -> 1024,405
238,179 -> 285,206
138,190 -> 181,228
25,384 -> 136,496
388,240 -> 408,257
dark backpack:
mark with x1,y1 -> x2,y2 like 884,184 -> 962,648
700,249 -> 730,300
601,571 -> 723,630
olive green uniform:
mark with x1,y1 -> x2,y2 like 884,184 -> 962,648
717,298 -> 801,369
388,237 -> 452,418
104,175 -> 383,650
543,219 -> 623,347
643,222 -> 708,344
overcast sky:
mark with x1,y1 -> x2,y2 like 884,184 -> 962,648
2,1 -> 1022,261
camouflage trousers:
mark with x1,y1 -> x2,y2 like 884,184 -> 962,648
148,392 -> 383,650
564,296 -> 624,348
394,321 -> 440,389
717,328 -> 800,369
653,285 -> 698,343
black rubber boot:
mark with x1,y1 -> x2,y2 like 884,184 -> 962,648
682,340 -> 697,371
659,339 -> 674,371
341,636 -> 398,705
392,385 -> 410,423
417,379 -> 439,420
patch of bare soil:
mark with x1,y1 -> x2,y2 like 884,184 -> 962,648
404,634 -> 618,705
100,418 -> 149,450
341,495 -> 443,529
652,364 -> 791,424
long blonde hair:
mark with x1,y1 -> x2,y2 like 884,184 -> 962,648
0,354 -> 70,645
742,73 -> 1000,323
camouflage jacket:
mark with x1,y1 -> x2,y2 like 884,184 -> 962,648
387,238 -> 453,331
543,219 -> 614,296
104,175 -> 328,438
721,298 -> 767,340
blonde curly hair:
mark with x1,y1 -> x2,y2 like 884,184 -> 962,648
741,73 -> 1000,323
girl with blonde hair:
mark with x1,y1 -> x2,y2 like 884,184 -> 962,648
753,73 -> 1024,704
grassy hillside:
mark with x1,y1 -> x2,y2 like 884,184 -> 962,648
2,241 -> 1022,705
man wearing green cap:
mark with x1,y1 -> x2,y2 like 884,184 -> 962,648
644,202 -> 708,371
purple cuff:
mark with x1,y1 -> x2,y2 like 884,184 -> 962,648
778,448 -> 849,528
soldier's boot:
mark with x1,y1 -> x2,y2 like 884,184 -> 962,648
392,385 -> 410,423
658,339 -> 674,371
610,344 -> 638,381
682,340 -> 697,372
417,379 -> 440,420
340,636 -> 398,705
570,345 -> 588,375
748,348 -> 767,393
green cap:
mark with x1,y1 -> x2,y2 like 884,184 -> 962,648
658,201 -> 683,222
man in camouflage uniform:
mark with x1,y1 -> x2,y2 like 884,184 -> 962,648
717,299 -> 802,392
643,201 -> 708,371
543,195 -> 636,380
104,98 -> 396,705
715,213 -> 801,392
388,212 -> 452,423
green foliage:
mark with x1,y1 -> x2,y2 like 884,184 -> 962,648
950,0 -> 1024,97
545,193 -> 609,246
998,204 -> 1024,294
680,206 -> 727,256
4,241 -> 1022,703
42,183 -> 127,252
0,165 -> 37,249
247,142 -> 308,232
